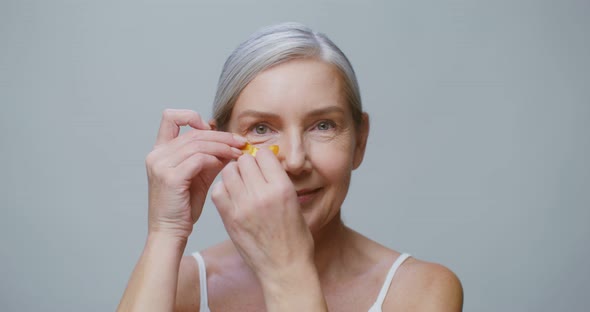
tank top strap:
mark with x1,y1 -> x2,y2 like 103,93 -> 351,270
367,253 -> 411,312
191,252 -> 211,312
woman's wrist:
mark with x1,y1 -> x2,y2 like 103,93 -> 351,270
143,231 -> 188,265
147,229 -> 190,247
117,230 -> 189,311
259,261 -> 328,312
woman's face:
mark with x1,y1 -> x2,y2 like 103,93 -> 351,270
226,58 -> 368,232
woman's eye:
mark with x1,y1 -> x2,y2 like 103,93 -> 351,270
316,121 -> 334,131
253,124 -> 269,135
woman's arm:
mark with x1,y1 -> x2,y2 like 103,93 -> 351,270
259,261 -> 328,312
212,149 -> 329,312
118,109 -> 245,311
117,234 -> 187,312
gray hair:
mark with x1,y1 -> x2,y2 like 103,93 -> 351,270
212,22 -> 363,131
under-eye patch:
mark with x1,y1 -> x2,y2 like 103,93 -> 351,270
241,143 -> 279,157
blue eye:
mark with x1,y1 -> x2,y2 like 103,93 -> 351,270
253,124 -> 269,135
316,121 -> 334,131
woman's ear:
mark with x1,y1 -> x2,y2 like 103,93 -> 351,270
208,119 -> 217,131
353,113 -> 370,170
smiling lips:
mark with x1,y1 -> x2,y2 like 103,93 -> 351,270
296,188 -> 321,205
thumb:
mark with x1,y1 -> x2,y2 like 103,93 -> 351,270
210,181 -> 235,224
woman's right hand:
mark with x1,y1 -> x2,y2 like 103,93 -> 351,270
145,109 -> 247,240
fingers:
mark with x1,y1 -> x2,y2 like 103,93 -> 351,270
220,149 -> 286,199
211,181 -> 233,218
149,109 -> 249,175
155,109 -> 211,146
164,140 -> 243,168
175,152 -> 224,182
255,148 -> 289,183
221,162 -> 246,201
237,154 -> 268,190
171,129 -> 248,150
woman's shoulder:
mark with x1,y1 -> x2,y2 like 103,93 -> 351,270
175,241 -> 238,312
198,240 -> 246,278
177,241 -> 262,312
383,255 -> 464,311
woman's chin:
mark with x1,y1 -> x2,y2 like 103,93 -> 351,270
302,209 -> 342,239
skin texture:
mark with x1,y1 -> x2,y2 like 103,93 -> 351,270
118,59 -> 463,312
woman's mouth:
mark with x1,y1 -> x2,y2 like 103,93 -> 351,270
296,188 -> 321,205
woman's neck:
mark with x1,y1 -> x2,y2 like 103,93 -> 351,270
310,213 -> 369,282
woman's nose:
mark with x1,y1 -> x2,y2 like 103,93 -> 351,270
278,133 -> 312,177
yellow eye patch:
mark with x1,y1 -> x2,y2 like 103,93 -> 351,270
241,143 -> 279,157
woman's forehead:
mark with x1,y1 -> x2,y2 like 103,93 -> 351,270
230,59 -> 348,120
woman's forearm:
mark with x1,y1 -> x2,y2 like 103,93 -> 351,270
117,233 -> 187,312
260,262 -> 329,312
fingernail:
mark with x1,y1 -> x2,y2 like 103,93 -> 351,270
231,147 -> 243,157
232,134 -> 248,144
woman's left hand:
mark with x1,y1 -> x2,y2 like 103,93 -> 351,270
211,148 -> 315,283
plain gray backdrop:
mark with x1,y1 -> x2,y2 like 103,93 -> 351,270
1,0 -> 589,311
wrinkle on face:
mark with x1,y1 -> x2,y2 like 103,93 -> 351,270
226,58 -> 361,232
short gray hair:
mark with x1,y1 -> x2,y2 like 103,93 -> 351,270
212,22 -> 363,130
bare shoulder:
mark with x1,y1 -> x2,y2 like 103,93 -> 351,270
383,256 -> 463,312
175,255 -> 200,312
175,242 -> 242,312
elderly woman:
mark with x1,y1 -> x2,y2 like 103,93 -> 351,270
118,23 -> 463,312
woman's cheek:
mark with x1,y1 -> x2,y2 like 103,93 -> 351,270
310,139 -> 354,173
318,131 -> 356,158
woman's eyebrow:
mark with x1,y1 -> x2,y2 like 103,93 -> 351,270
237,110 -> 280,120
237,106 -> 345,119
306,106 -> 346,117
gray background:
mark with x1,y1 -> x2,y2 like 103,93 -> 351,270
1,0 -> 588,311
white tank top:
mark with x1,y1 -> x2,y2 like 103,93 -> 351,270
192,252 -> 411,312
